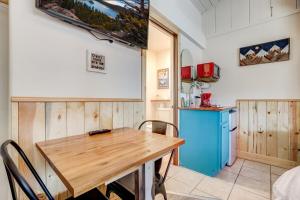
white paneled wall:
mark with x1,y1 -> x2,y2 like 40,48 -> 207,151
232,0 -> 249,29
272,0 -> 297,17
216,0 -> 232,34
203,0 -> 300,37
203,6 -> 216,36
250,0 -> 271,24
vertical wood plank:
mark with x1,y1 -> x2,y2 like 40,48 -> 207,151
266,101 -> 278,157
113,102 -> 124,129
296,102 -> 300,162
134,102 -> 145,129
45,103 -> 68,199
100,102 -> 113,129
18,102 -> 46,199
124,102 -> 134,128
239,101 -> 249,152
67,102 -> 85,136
11,102 -> 19,142
84,102 -> 100,132
11,102 -> 19,159
289,101 -> 297,161
248,101 -> 257,153
256,101 -> 267,155
277,102 -> 289,160
11,102 -> 19,198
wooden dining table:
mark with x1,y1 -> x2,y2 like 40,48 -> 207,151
36,127 -> 184,200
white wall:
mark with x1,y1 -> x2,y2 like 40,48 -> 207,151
146,50 -> 172,120
9,0 -> 206,99
151,0 -> 206,48
181,34 -> 204,66
0,3 -> 9,200
156,50 -> 172,99
9,0 -> 142,99
146,50 -> 157,119
203,13 -> 300,106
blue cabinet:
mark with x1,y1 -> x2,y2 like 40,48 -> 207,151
179,109 -> 230,176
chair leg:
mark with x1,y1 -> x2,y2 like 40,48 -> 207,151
5,166 -> 17,200
106,187 -> 111,199
155,182 -> 167,200
161,184 -> 167,200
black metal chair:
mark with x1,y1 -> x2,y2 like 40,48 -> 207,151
106,120 -> 179,200
1,140 -> 108,200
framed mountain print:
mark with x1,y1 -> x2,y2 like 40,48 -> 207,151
240,38 -> 290,66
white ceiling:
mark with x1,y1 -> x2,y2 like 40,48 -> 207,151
148,22 -> 172,52
190,0 -> 221,14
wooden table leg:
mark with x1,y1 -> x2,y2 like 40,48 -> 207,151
144,161 -> 154,200
135,168 -> 143,200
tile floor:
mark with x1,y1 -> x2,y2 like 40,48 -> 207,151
156,159 -> 288,200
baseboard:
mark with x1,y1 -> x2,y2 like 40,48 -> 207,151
238,151 -> 298,169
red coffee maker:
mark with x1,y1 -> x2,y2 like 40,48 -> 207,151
201,93 -> 212,107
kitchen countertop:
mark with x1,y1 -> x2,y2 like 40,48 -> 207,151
178,106 -> 236,111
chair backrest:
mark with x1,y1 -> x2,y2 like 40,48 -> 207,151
138,120 -> 179,184
1,140 -> 54,200
138,120 -> 179,137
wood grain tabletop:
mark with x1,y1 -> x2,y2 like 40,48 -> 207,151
36,128 -> 184,197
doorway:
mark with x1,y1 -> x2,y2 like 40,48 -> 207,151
145,20 -> 179,165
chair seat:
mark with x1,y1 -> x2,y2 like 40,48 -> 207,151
66,188 -> 108,200
116,173 -> 135,193
107,173 -> 165,200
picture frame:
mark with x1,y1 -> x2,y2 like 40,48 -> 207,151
86,50 -> 107,73
239,38 -> 290,66
157,68 -> 169,89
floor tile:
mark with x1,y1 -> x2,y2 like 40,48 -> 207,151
155,194 -> 164,200
167,165 -> 183,178
229,185 -> 269,200
195,176 -> 233,200
172,167 -> 206,187
165,177 -> 194,194
224,159 -> 244,174
216,170 -> 238,184
271,166 -> 288,176
235,175 -> 270,198
190,188 -> 219,199
271,174 -> 280,186
240,166 -> 270,183
243,160 -> 270,173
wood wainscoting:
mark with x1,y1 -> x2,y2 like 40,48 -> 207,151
11,100 -> 145,199
0,0 -> 8,5
237,100 -> 300,169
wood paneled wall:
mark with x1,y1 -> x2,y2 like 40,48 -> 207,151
237,100 -> 300,169
0,0 -> 8,4
11,101 -> 145,199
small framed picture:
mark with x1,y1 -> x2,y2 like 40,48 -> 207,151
157,68 -> 169,89
87,50 -> 106,73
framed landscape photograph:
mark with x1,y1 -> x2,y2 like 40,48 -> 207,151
240,38 -> 290,66
157,68 -> 169,89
